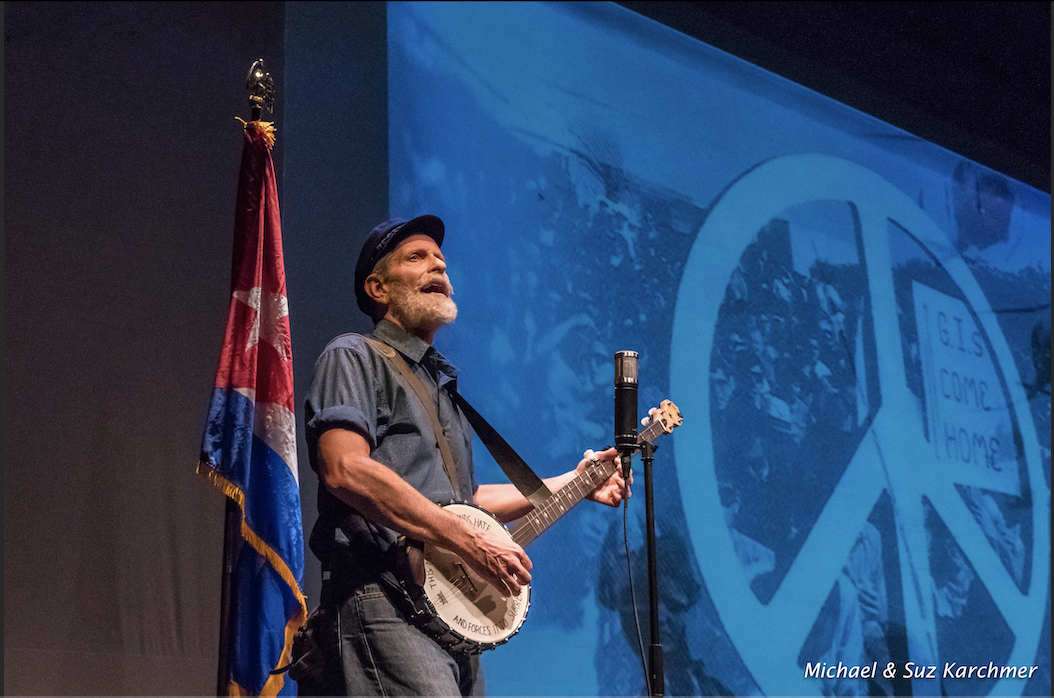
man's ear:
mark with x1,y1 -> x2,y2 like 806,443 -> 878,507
364,273 -> 389,307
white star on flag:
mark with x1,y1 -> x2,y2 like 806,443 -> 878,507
233,286 -> 289,360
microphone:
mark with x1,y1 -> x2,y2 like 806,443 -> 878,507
614,351 -> 639,465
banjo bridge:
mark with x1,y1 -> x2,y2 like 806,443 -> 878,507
451,561 -> 478,596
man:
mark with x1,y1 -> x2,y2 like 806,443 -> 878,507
950,160 -> 1014,254
296,215 -> 628,695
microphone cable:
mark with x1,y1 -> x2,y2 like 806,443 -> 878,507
622,494 -> 652,696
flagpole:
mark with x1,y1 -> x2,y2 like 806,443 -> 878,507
216,497 -> 240,696
215,59 -> 276,697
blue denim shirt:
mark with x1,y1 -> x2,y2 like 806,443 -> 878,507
304,319 -> 475,564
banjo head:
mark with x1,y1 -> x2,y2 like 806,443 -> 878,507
419,502 -> 531,651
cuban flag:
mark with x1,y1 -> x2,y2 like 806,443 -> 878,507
198,122 -> 307,696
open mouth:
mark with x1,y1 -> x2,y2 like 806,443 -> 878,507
419,281 -> 450,297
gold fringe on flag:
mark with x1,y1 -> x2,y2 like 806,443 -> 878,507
236,117 -> 277,150
196,460 -> 308,696
196,461 -> 307,609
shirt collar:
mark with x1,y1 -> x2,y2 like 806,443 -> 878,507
371,319 -> 459,381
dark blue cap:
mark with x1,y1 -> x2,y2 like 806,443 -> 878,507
354,215 -> 445,317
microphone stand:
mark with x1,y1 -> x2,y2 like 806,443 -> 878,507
615,350 -> 663,696
640,440 -> 663,697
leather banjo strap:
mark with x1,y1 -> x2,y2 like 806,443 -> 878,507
363,336 -> 464,501
444,388 -> 553,509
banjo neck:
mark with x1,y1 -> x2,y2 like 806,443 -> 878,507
507,400 -> 680,548
509,457 -> 615,548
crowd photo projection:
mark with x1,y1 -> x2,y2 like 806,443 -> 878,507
384,3 -> 1050,697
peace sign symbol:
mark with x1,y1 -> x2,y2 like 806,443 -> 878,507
671,155 -> 1048,696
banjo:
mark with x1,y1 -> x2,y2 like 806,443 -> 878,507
396,400 -> 682,654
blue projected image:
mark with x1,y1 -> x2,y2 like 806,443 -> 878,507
387,2 -> 1050,696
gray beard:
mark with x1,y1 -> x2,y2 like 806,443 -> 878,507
387,277 -> 458,332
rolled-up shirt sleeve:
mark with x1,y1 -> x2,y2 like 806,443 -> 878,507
304,337 -> 384,459
304,323 -> 472,503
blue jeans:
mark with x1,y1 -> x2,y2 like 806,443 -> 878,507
336,582 -> 483,696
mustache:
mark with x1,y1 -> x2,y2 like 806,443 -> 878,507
416,273 -> 454,296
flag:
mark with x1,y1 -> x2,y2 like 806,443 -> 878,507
198,121 -> 307,696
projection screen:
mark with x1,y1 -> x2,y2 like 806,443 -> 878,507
387,3 -> 1051,695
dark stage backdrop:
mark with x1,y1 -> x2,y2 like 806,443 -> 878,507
3,3 -> 287,693
4,2 -> 386,694
4,2 -> 1050,696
